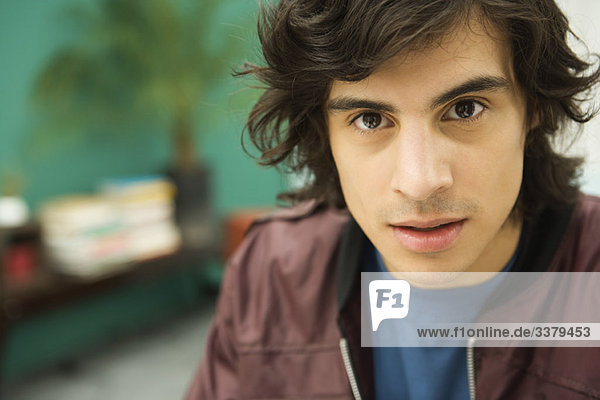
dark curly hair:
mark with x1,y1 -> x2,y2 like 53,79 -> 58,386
238,0 -> 599,219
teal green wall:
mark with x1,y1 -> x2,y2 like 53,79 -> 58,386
0,0 -> 286,215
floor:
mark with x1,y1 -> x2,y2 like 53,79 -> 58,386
0,300 -> 215,400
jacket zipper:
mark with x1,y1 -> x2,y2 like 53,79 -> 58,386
340,335 -> 476,400
339,338 -> 363,400
467,337 -> 476,400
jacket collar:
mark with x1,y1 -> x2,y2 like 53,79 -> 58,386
511,200 -> 575,272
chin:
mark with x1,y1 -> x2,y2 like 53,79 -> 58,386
383,246 -> 476,274
391,270 -> 464,288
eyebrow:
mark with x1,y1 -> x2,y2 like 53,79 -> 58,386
429,75 -> 511,110
327,98 -> 398,114
327,75 -> 511,114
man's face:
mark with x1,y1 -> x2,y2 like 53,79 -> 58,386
327,21 -> 528,274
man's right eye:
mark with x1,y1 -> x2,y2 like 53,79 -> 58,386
351,112 -> 393,131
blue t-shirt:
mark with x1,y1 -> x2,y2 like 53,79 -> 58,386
364,244 -> 518,400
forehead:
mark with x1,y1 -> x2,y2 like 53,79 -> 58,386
328,19 -> 516,103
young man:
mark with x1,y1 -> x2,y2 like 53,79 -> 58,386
188,1 -> 600,398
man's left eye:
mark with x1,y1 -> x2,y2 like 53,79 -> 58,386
444,100 -> 485,120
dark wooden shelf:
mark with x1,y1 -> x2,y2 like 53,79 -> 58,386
1,245 -> 220,322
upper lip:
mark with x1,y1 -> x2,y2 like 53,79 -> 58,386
390,218 -> 465,229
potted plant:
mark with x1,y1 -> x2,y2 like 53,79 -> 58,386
32,0 -> 245,248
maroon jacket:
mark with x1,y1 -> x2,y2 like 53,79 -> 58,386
187,194 -> 600,399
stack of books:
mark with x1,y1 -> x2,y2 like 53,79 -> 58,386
101,175 -> 181,262
40,175 -> 181,277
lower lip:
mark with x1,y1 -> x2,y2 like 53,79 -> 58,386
391,220 -> 465,253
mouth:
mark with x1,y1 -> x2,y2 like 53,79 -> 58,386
390,218 -> 466,253
401,221 -> 456,232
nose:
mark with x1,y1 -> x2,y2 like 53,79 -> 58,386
389,122 -> 453,201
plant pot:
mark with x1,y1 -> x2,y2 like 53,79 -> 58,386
166,164 -> 216,250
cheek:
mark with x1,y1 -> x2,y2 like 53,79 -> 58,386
494,127 -> 526,184
330,138 -> 386,213
462,132 -> 524,212
333,152 -> 367,204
